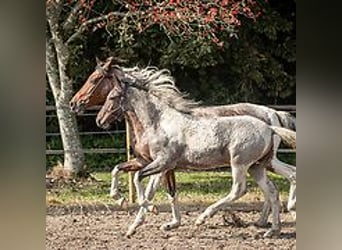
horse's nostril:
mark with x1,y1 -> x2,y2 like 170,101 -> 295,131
70,101 -> 76,112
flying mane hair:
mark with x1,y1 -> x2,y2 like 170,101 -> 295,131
120,66 -> 200,113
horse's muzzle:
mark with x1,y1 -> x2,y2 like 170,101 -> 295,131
69,101 -> 85,114
96,116 -> 110,129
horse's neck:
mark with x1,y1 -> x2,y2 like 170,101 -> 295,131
126,88 -> 163,130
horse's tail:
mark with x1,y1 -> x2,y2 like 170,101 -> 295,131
275,111 -> 296,131
270,126 -> 296,149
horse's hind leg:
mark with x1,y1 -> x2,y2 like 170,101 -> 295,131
248,164 -> 281,238
195,166 -> 248,225
271,158 -> 296,205
255,199 -> 271,228
255,165 -> 295,227
271,135 -> 296,215
287,182 -> 296,220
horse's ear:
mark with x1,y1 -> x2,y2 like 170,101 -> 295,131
96,57 -> 101,65
107,56 -> 114,62
103,57 -> 114,70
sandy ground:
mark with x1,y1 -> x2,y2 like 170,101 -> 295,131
46,203 -> 296,250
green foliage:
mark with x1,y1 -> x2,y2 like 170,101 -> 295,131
160,39 -> 224,69
58,1 -> 295,106
93,1 -> 295,105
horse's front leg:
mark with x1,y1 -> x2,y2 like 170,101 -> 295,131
126,158 -> 175,237
160,170 -> 181,231
110,158 -> 147,207
142,170 -> 181,230
126,171 -> 149,237
142,173 -> 164,214
138,170 -> 179,216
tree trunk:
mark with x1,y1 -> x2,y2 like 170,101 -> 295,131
55,97 -> 85,175
46,4 -> 85,176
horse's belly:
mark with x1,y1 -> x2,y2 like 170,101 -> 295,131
179,148 -> 230,169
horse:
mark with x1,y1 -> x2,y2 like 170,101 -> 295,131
95,65 -> 296,238
70,57 -> 296,215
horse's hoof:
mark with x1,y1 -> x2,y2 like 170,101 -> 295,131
290,211 -> 296,221
263,229 -> 280,238
126,229 -> 136,238
195,217 -> 205,226
160,223 -> 172,231
254,220 -> 270,228
117,197 -> 128,210
160,222 -> 180,231
147,204 -> 159,215
110,190 -> 121,200
287,203 -> 296,212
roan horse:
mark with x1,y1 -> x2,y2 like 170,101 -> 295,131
94,64 -> 296,238
70,57 -> 296,217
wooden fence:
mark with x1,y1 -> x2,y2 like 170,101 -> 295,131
46,104 -> 296,156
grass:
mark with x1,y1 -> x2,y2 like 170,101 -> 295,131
46,171 -> 291,206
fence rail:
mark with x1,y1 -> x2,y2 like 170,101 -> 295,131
46,104 -> 296,156
267,105 -> 296,112
46,130 -> 125,136
46,148 -> 127,155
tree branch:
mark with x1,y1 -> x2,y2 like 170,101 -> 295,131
47,7 -> 72,99
65,11 -> 127,45
62,2 -> 83,31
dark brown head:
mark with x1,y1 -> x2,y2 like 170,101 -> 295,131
70,57 -> 124,113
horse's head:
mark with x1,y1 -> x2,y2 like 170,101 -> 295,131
96,77 -> 129,129
70,57 -> 123,113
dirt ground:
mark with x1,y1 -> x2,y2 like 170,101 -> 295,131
46,203 -> 296,250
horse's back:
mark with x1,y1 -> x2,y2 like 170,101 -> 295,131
192,102 -> 278,125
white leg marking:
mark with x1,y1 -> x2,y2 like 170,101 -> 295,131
110,166 -> 121,199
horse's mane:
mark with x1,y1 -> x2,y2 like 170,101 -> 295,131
120,66 -> 199,112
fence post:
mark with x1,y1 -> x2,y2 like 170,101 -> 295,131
126,119 -> 135,203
